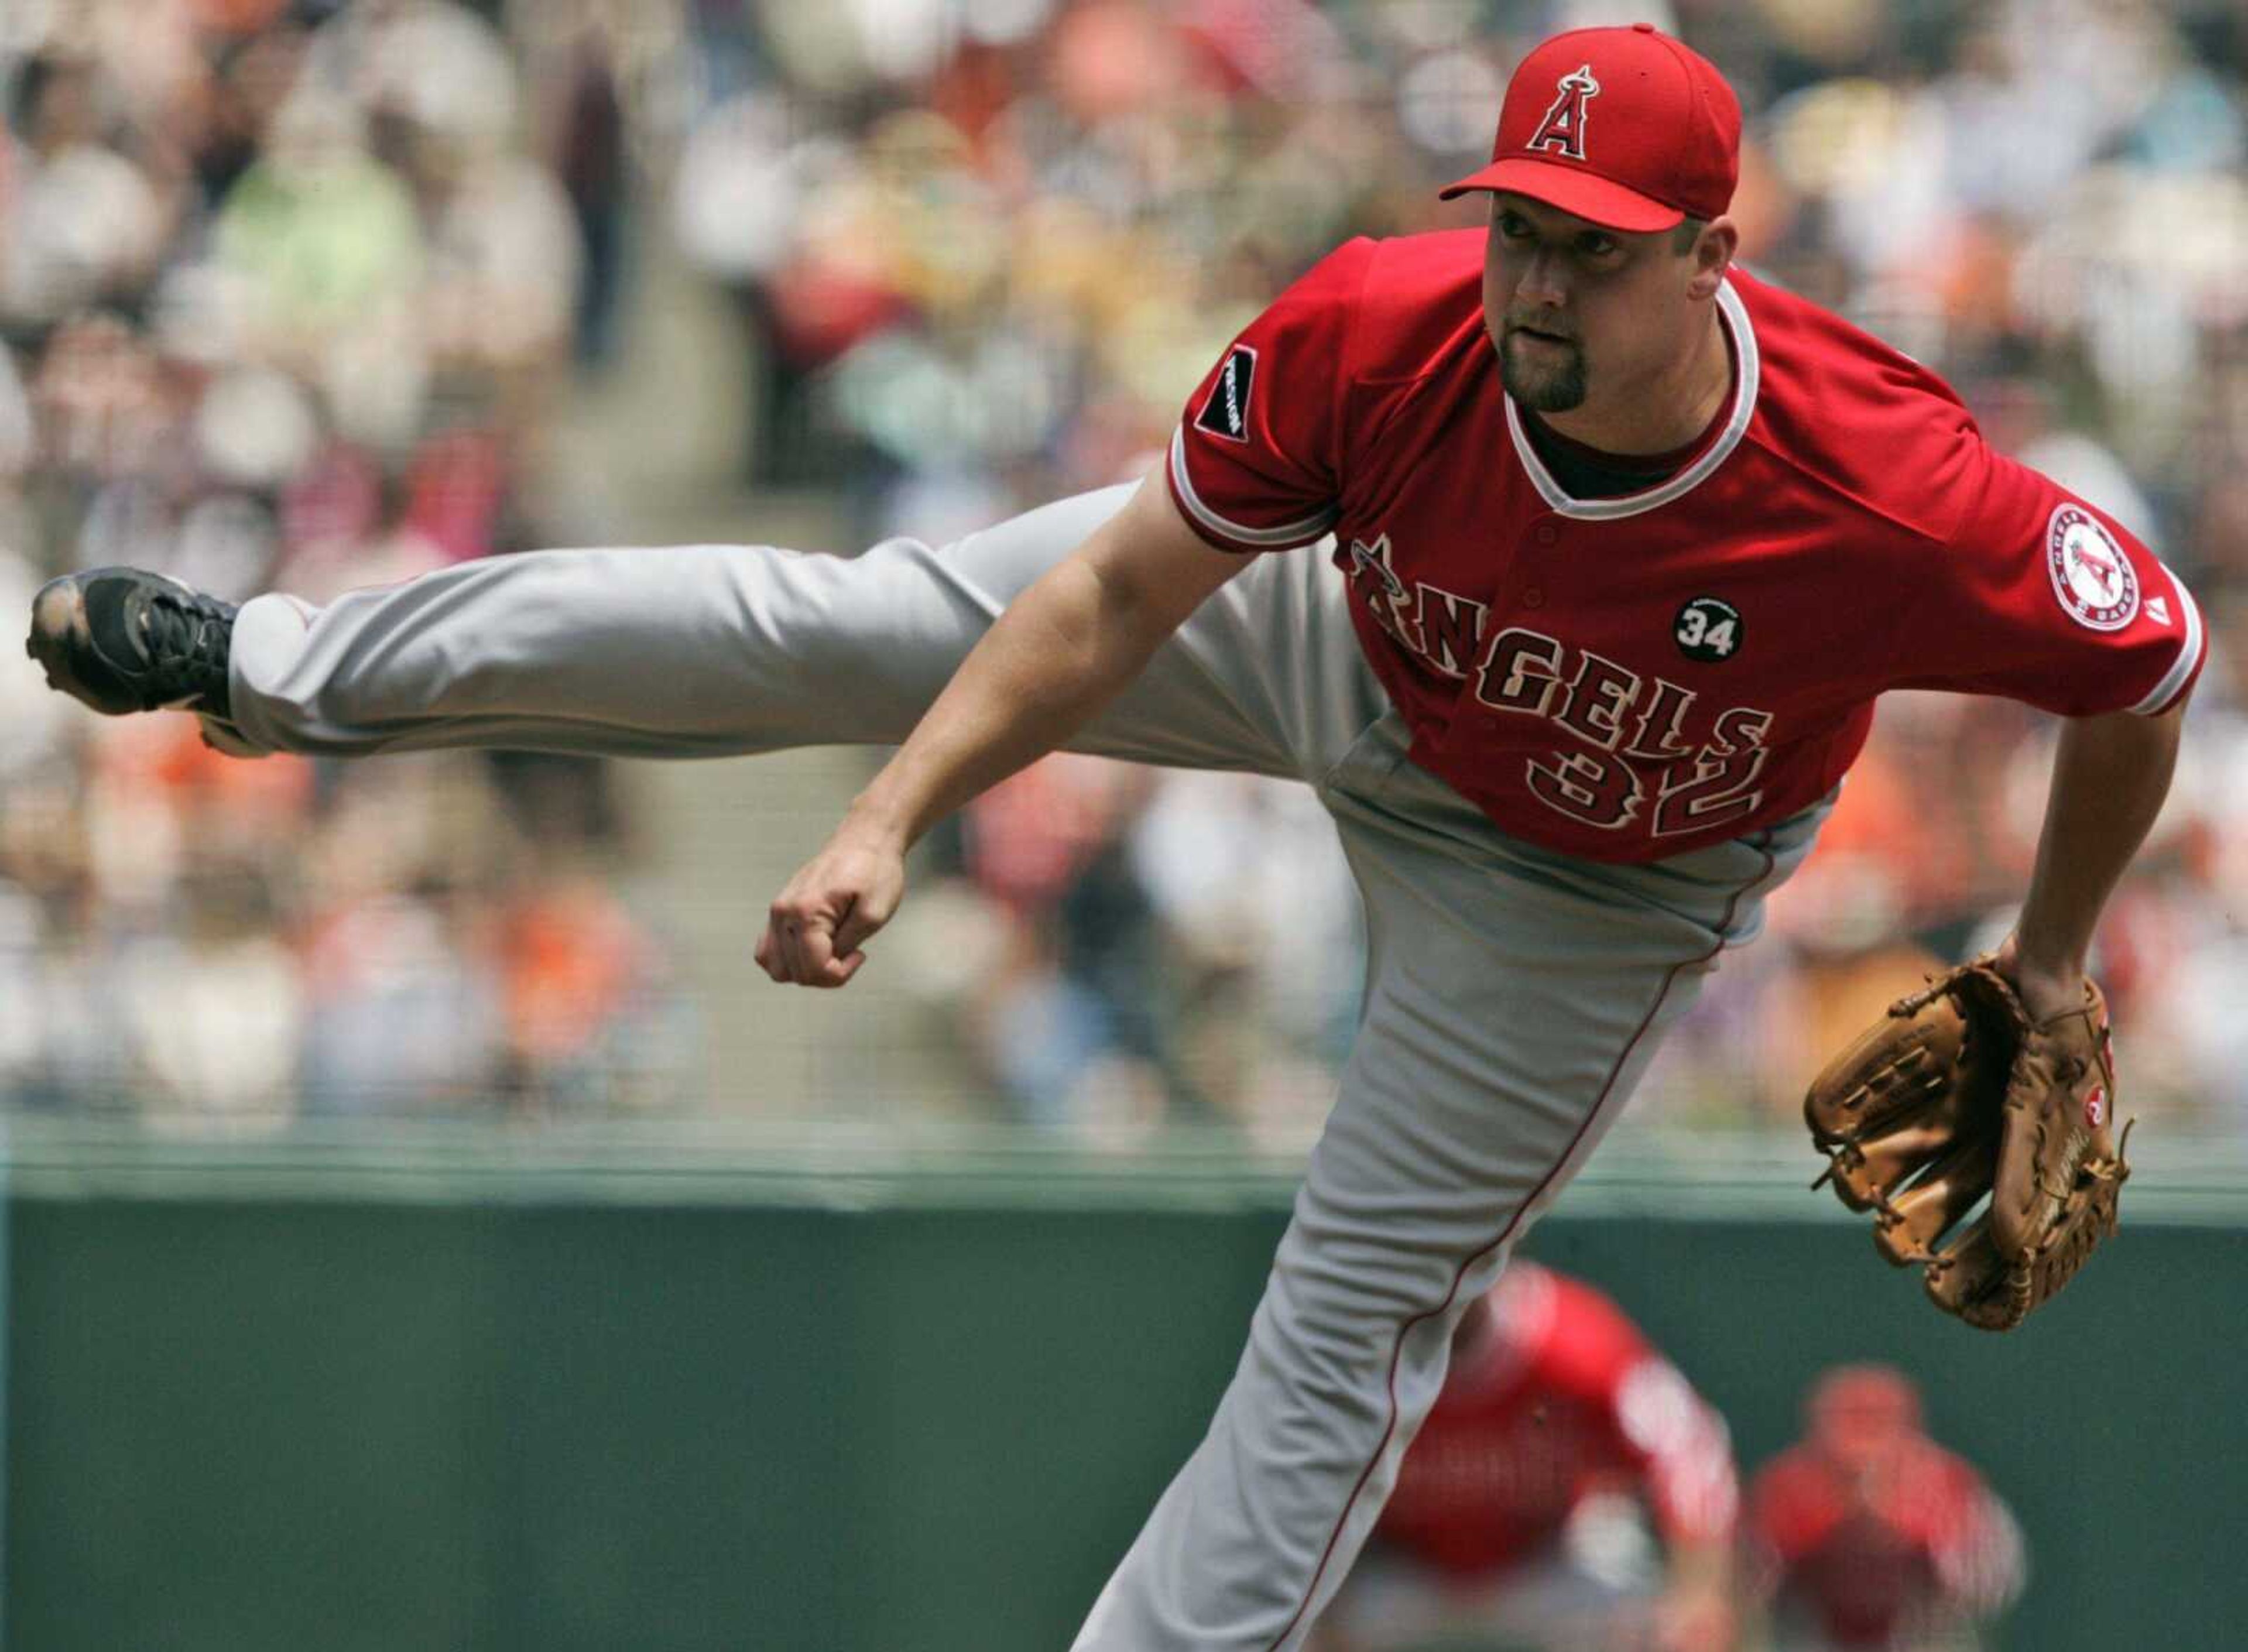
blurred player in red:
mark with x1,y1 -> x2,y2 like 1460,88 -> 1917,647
1746,1365 -> 2023,1652
1314,1262 -> 1738,1652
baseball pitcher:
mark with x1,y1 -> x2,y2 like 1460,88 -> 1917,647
27,25 -> 2198,1651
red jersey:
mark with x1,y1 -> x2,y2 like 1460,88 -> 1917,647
1747,1437 -> 2023,1647
1372,1264 -> 1736,1579
1168,232 -> 2205,863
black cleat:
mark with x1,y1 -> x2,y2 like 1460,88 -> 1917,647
26,567 -> 239,721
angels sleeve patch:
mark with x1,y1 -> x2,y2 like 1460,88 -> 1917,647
1194,345 -> 1258,443
2047,505 -> 2140,631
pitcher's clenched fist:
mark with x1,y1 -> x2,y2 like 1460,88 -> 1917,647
756,830 -> 906,988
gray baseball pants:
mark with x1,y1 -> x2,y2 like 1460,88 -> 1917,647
222,482 -> 1824,1650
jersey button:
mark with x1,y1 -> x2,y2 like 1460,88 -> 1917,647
1533,524 -> 1559,546
1522,587 -> 1546,608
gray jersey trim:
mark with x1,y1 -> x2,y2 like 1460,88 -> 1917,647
1168,426 -> 1341,549
2130,564 -> 2204,715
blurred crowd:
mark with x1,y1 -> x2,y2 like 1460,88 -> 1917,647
6,0 -> 2248,1139
0,0 -> 690,1122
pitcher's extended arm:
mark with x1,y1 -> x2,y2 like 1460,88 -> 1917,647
756,474 -> 1250,988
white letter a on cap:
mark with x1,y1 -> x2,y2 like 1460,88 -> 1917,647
1530,64 -> 1600,161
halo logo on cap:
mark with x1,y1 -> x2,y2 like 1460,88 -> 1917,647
1438,25 -> 1742,233
1529,64 -> 1601,162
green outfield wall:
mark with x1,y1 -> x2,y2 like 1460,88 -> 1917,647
3,1126 -> 2242,1652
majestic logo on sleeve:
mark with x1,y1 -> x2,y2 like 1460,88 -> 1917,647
1194,345 -> 1258,443
1527,64 -> 1601,162
2047,505 -> 2140,631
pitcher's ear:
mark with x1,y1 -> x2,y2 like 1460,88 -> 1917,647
1687,216 -> 1739,300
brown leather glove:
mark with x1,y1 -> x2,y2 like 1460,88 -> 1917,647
1803,955 -> 2131,1331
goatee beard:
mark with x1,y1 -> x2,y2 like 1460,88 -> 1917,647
1499,331 -> 1588,413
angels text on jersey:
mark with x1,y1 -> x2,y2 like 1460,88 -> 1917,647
1346,534 -> 1770,838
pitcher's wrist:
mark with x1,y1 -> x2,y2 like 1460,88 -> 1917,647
839,789 -> 920,853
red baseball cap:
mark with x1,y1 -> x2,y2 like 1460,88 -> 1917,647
1440,23 -> 1740,232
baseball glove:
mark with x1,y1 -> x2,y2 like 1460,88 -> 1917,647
1803,955 -> 2132,1331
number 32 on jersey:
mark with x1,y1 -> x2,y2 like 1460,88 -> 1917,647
1475,623 -> 1770,837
